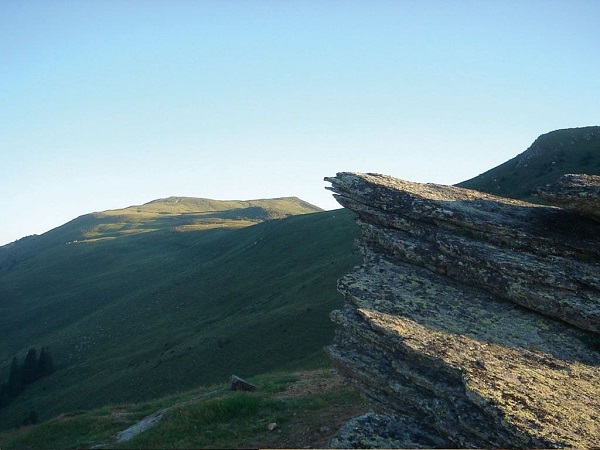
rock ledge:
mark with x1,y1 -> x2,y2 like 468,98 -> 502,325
326,172 -> 600,448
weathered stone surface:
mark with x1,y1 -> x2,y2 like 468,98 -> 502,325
331,412 -> 453,449
325,172 -> 600,448
536,173 -> 600,222
229,375 -> 257,391
326,172 -> 600,333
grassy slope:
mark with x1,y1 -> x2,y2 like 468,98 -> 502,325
0,196 -> 320,270
457,126 -> 600,201
0,369 -> 368,449
0,200 -> 359,429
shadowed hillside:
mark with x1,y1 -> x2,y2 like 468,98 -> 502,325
0,199 -> 359,429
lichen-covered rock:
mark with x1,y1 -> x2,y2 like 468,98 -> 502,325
325,172 -> 600,448
536,173 -> 600,222
331,412 -> 453,449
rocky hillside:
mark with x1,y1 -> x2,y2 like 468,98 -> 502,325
457,126 -> 600,201
325,172 -> 600,448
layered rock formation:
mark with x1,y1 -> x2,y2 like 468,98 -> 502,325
536,173 -> 600,222
325,172 -> 600,448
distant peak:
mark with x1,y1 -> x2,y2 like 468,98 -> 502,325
457,126 -> 600,201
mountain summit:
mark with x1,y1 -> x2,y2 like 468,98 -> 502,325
0,196 -> 322,271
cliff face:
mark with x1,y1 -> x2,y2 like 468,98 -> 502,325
325,172 -> 600,448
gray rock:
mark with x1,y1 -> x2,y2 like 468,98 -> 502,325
325,172 -> 600,448
115,410 -> 164,443
331,412 -> 453,449
229,375 -> 258,391
535,173 -> 600,222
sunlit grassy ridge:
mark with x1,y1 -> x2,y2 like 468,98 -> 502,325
0,198 -> 359,429
0,196 -> 322,270
81,196 -> 323,239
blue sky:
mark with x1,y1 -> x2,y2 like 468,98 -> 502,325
1,0 -> 599,245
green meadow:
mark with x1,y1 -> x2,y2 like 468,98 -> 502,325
0,198 -> 360,431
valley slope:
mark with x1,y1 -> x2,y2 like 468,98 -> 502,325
0,197 -> 360,428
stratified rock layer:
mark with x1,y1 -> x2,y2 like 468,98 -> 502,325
325,172 -> 600,448
536,173 -> 600,222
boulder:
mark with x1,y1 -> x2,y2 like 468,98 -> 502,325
229,375 -> 257,392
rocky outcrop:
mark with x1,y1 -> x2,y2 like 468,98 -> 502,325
536,173 -> 600,222
229,375 -> 258,391
325,172 -> 600,448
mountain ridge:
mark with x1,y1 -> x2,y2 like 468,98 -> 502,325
2,195 -> 322,246
457,125 -> 600,201
0,196 -> 322,272
2,125 -> 600,438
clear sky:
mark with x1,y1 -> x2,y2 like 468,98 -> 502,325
1,0 -> 599,245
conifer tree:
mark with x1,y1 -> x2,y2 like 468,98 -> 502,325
21,410 -> 38,426
37,347 -> 55,378
1,347 -> 55,409
0,382 -> 9,407
22,348 -> 38,385
8,357 -> 23,397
